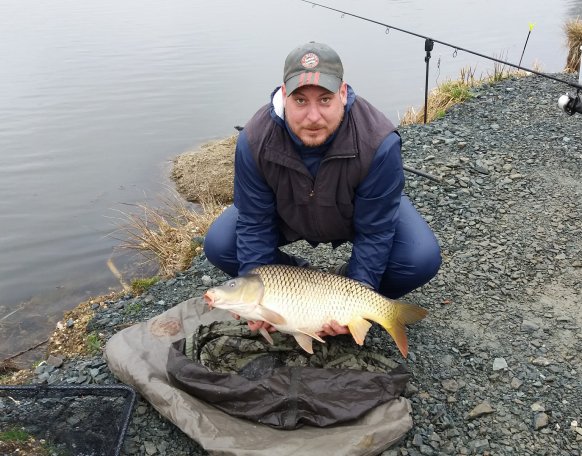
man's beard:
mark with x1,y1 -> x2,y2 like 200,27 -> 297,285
294,111 -> 344,148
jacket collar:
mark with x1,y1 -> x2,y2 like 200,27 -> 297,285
269,85 -> 357,149
263,85 -> 360,170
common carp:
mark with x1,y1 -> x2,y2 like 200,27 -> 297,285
203,264 -> 428,358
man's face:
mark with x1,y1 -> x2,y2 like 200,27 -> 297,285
282,82 -> 347,147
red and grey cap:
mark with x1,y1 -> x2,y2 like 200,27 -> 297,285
283,42 -> 344,95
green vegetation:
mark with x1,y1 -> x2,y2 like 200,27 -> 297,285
124,300 -> 143,315
400,62 -> 532,125
0,428 -> 68,455
85,332 -> 102,354
131,276 -> 160,295
0,427 -> 29,442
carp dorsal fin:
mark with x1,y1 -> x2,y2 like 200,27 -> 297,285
347,316 -> 372,346
256,306 -> 287,326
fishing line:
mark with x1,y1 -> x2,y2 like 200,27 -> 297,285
298,0 -> 582,91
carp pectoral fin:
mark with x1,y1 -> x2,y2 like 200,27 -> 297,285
256,307 -> 287,326
297,328 -> 325,343
293,333 -> 315,354
347,316 -> 372,346
259,327 -> 274,345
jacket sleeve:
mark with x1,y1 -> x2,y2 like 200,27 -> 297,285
233,130 -> 279,275
348,131 -> 404,289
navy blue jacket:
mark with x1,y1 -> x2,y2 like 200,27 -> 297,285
234,86 -> 404,289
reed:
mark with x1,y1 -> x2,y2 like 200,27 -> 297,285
111,192 -> 226,277
564,18 -> 582,73
400,60 -> 533,125
400,66 -> 478,125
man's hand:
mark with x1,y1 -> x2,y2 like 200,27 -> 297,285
232,313 -> 348,337
231,313 -> 276,333
317,320 -> 350,337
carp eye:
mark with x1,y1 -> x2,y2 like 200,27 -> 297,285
228,280 -> 237,288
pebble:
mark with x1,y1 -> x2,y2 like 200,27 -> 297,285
17,74 -> 582,456
493,357 -> 508,371
532,357 -> 552,366
533,412 -> 550,430
47,355 -> 64,368
531,402 -> 545,412
521,320 -> 540,332
467,401 -> 496,420
441,379 -> 460,392
510,378 -> 523,389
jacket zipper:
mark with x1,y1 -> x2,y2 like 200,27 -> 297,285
308,154 -> 356,198
308,154 -> 357,239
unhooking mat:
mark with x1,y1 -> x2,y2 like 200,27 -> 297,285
104,297 -> 413,456
167,320 -> 411,429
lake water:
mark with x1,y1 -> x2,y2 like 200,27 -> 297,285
1,0 -> 581,361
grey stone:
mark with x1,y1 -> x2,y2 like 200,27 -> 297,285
510,377 -> 523,389
531,402 -> 545,412
144,440 -> 158,455
441,379 -> 459,392
419,444 -> 435,455
521,320 -> 540,332
533,412 -> 549,430
493,357 -> 508,370
470,439 -> 490,452
532,357 -> 552,366
467,401 -> 495,420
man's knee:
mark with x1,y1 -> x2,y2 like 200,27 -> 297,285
203,207 -> 237,269
202,226 -> 221,267
415,237 -> 442,284
414,232 -> 442,283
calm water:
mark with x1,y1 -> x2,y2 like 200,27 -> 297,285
1,0 -> 581,360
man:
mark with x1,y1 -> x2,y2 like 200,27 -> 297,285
204,42 -> 441,336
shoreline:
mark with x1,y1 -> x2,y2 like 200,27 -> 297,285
3,73 -> 582,455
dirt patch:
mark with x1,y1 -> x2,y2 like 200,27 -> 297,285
171,135 -> 237,204
0,436 -> 52,455
47,293 -> 119,359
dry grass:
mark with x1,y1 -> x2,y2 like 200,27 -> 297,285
400,66 -> 479,125
400,61 -> 533,125
112,192 -> 226,277
171,135 -> 236,204
564,18 -> 582,73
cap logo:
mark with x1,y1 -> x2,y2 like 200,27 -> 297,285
301,53 -> 319,69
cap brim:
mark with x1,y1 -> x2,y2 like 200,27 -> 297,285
285,72 -> 342,95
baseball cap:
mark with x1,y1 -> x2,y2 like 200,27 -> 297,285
283,42 -> 344,95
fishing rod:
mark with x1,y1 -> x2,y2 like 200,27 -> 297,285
299,0 -> 582,118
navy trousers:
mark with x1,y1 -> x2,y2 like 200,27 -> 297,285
204,195 -> 441,299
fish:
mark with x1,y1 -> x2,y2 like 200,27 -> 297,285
203,264 -> 428,358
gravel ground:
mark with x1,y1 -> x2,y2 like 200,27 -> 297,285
29,73 -> 581,455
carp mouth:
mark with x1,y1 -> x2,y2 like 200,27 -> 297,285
203,291 -> 215,309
